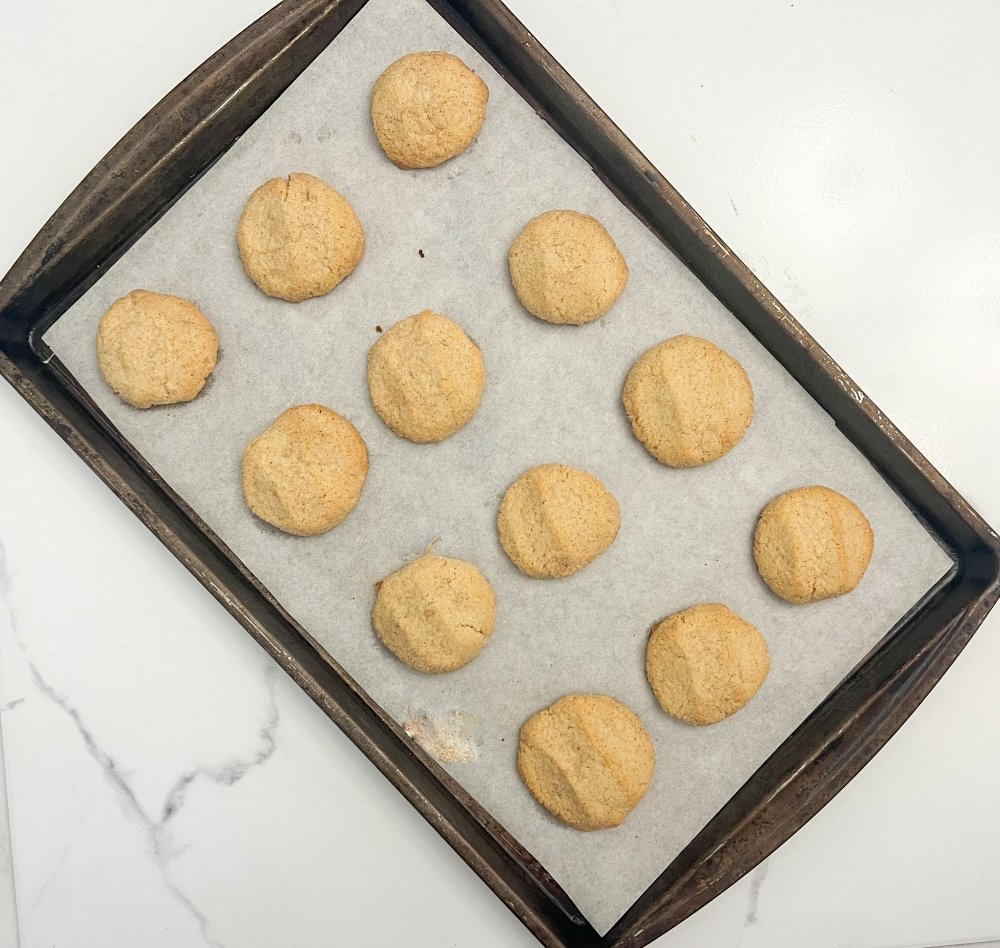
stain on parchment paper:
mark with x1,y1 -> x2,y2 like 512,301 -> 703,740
403,710 -> 482,764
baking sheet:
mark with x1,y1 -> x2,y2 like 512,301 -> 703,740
44,0 -> 952,933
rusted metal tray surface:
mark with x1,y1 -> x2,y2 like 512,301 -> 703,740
1,1 -> 997,945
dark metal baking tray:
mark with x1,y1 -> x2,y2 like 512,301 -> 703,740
1,1 -> 997,945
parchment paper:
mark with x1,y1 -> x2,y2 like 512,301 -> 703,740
44,0 -> 952,933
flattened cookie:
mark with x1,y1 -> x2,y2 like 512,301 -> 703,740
508,210 -> 628,325
518,694 -> 654,831
96,290 -> 218,409
237,173 -> 364,302
371,51 -> 489,169
368,310 -> 485,443
373,553 -> 495,673
753,486 -> 874,604
623,334 -> 754,467
497,464 -> 620,579
646,604 -> 770,725
242,404 -> 368,536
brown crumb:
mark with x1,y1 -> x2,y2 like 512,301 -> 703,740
375,325 -> 382,333
418,249 -> 425,258
374,579 -> 383,591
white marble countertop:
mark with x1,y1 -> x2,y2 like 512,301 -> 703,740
1,1 -> 999,946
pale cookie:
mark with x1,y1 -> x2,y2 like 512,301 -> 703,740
623,334 -> 754,467
368,310 -> 485,443
237,173 -> 364,302
508,210 -> 629,325
518,694 -> 655,831
646,604 -> 770,726
242,404 -> 368,537
371,51 -> 489,169
497,464 -> 620,579
96,290 -> 218,409
753,486 -> 874,604
373,553 -> 495,673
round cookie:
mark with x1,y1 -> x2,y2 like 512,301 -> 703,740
518,694 -> 654,831
368,310 -> 485,443
623,334 -> 754,467
242,404 -> 368,537
508,210 -> 628,325
236,173 -> 364,302
96,290 -> 218,409
753,486 -> 874,604
371,51 -> 489,169
497,463 -> 620,579
646,604 -> 770,726
373,553 -> 495,673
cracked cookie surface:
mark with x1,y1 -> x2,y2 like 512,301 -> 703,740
373,553 -> 496,673
237,172 -> 364,302
623,334 -> 753,467
368,310 -> 485,443
753,485 -> 874,603
242,403 -> 368,536
518,694 -> 654,831
96,290 -> 219,409
371,51 -> 488,169
508,210 -> 628,325
497,463 -> 620,579
645,603 -> 770,725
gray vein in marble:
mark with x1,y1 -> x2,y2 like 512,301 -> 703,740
160,669 -> 280,824
741,860 -> 770,939
24,660 -> 225,947
0,533 -> 22,948
26,799 -> 95,912
28,661 -> 148,815
0,534 -> 282,948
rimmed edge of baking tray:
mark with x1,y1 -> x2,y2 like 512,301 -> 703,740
1,1 -> 997,946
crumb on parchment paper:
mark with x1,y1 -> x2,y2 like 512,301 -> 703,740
403,709 -> 482,764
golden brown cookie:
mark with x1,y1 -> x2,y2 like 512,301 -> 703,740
645,604 -> 770,725
753,486 -> 874,604
371,51 -> 489,169
497,463 -> 620,579
623,334 -> 754,467
373,553 -> 495,673
368,310 -> 486,443
96,290 -> 218,409
508,210 -> 628,325
518,694 -> 655,831
242,404 -> 368,536
236,173 -> 364,302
